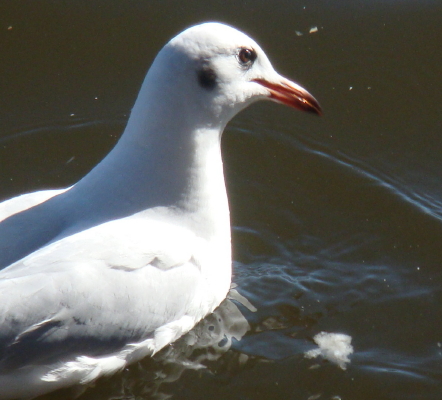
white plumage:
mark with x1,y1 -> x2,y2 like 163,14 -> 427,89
0,22 -> 320,398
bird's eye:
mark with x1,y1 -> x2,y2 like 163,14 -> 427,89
238,48 -> 257,66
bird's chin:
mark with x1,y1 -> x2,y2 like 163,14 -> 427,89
252,77 -> 322,115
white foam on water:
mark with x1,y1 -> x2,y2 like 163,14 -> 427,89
305,332 -> 353,370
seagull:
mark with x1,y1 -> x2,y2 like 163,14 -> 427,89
0,22 -> 321,399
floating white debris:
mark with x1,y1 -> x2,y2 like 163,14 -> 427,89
305,332 -> 353,370
295,31 -> 303,36
309,26 -> 318,34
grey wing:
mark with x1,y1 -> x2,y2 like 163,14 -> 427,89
0,217 -> 204,371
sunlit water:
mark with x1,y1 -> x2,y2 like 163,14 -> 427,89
1,1 -> 441,399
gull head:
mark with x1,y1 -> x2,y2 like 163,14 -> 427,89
137,22 -> 321,129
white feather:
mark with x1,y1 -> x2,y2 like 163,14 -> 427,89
0,21 -> 320,399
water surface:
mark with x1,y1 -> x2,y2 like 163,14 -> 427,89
1,1 -> 441,399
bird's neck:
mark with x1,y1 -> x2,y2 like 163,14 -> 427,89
69,92 -> 230,240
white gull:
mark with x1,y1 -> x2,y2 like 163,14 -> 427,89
0,22 -> 321,399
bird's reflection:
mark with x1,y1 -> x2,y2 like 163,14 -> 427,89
64,287 -> 256,400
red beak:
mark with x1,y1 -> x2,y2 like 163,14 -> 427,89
253,77 -> 322,115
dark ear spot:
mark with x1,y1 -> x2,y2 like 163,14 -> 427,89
197,64 -> 217,90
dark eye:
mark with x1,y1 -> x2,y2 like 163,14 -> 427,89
238,48 -> 257,66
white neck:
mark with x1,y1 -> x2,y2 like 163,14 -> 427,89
63,58 -> 230,240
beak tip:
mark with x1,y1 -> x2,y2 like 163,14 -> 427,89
308,103 -> 323,116
295,96 -> 322,116
253,77 -> 322,117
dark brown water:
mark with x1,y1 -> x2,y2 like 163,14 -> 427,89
1,1 -> 441,399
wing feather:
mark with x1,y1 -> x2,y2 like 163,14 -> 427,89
0,215 -> 207,370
